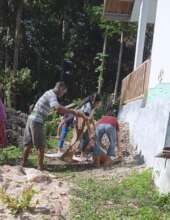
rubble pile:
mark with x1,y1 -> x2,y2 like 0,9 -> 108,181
119,122 -> 135,157
0,165 -> 69,220
6,109 -> 27,147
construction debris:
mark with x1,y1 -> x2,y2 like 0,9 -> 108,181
119,123 -> 134,157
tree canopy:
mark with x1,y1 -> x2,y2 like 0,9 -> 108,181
0,0 -> 153,111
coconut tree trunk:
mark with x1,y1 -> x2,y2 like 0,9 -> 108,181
98,34 -> 107,94
13,0 -> 23,73
60,15 -> 66,80
5,27 -> 10,73
11,0 -> 24,109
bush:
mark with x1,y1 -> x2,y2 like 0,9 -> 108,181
45,112 -> 61,136
0,68 -> 37,111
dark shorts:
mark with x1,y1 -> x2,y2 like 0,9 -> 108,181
23,118 -> 46,148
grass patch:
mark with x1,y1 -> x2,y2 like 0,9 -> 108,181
0,186 -> 37,215
71,170 -> 170,220
0,146 -> 38,167
0,146 -> 21,165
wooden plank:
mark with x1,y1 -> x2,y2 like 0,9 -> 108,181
120,59 -> 151,104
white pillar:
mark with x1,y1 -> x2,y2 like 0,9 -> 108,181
134,0 -> 149,70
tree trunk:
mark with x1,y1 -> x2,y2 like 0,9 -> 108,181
5,27 -> 10,73
13,0 -> 23,73
11,0 -> 24,109
60,15 -> 65,80
98,34 -> 107,94
113,31 -> 124,104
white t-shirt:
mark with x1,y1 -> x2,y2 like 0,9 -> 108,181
80,102 -> 92,116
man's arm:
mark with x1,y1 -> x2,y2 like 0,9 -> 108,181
57,105 -> 89,120
57,105 -> 76,115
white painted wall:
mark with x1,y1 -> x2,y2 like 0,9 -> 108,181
119,98 -> 170,193
149,0 -> 170,89
118,0 -> 170,194
119,99 -> 169,167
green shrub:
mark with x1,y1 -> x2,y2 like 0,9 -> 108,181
45,112 -> 61,136
0,68 -> 37,110
94,94 -> 120,120
0,146 -> 21,165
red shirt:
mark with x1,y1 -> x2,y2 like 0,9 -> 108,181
97,116 -> 119,131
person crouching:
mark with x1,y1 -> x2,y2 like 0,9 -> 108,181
93,105 -> 122,167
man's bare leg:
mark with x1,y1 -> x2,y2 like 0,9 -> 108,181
21,145 -> 32,167
37,147 -> 44,170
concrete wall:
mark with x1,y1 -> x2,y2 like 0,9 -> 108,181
149,0 -> 170,89
148,83 -> 170,103
119,99 -> 170,193
119,99 -> 170,166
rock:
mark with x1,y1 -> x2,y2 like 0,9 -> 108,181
31,175 -> 51,183
60,192 -> 67,196
0,165 -> 69,220
58,181 -> 63,187
24,168 -> 51,183
6,108 -> 28,147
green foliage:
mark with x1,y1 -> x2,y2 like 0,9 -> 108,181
45,112 -> 61,136
94,105 -> 105,120
0,146 -> 37,167
94,93 -> 117,120
71,170 -> 170,220
86,5 -> 136,37
94,52 -> 108,93
0,186 -> 37,215
87,4 -> 136,95
73,98 -> 82,107
0,146 -> 21,165
0,1 -> 139,109
45,121 -> 58,137
0,68 -> 37,110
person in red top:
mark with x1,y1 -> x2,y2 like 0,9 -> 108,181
95,105 -> 120,158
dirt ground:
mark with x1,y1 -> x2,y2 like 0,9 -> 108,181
0,122 -> 145,220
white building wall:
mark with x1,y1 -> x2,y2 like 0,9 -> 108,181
119,0 -> 170,194
118,99 -> 170,194
149,0 -> 170,193
149,0 -> 170,89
